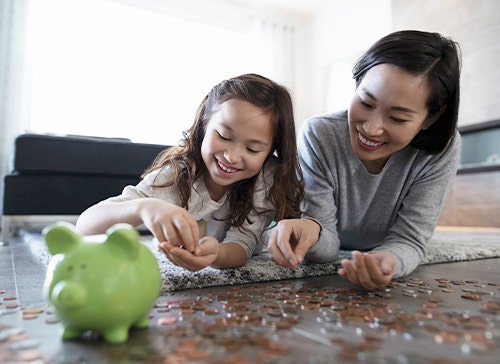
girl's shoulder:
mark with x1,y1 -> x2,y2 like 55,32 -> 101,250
263,154 -> 279,172
141,165 -> 174,185
255,155 -> 279,186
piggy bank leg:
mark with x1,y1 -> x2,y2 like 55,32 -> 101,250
133,315 -> 150,329
61,326 -> 84,341
102,326 -> 130,344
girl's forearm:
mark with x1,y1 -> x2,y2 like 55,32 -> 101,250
211,242 -> 248,269
75,200 -> 145,235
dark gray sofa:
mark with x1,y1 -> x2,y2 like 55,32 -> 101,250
1,133 -> 168,242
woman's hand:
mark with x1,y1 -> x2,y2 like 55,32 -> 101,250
139,198 -> 199,253
338,250 -> 395,290
267,218 -> 321,269
159,236 -> 220,271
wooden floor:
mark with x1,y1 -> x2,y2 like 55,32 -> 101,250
1,231 -> 499,363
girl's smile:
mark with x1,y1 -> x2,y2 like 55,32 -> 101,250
215,158 -> 239,174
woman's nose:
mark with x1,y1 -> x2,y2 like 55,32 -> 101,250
363,118 -> 383,136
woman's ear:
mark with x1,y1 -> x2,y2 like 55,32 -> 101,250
423,105 -> 446,130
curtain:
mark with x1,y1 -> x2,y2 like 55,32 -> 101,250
0,0 -> 29,213
250,16 -> 296,91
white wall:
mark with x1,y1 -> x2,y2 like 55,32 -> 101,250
391,0 -> 500,127
296,0 -> 392,128
301,0 -> 500,128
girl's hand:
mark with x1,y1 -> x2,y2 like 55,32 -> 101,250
338,251 -> 395,290
267,219 -> 321,269
139,198 -> 199,253
159,237 -> 220,271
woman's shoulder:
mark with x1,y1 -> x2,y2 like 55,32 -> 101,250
302,110 -> 348,134
300,110 -> 349,146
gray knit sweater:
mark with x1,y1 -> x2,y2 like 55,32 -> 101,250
300,111 -> 461,278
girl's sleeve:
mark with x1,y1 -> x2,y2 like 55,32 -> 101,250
105,169 -> 178,203
223,160 -> 277,259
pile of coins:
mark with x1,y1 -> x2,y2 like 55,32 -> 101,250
1,276 -> 499,363
148,278 -> 499,363
0,291 -> 49,363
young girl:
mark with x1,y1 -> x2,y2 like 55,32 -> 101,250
76,73 -> 303,271
268,30 -> 462,290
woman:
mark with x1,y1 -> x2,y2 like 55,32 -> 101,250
268,30 -> 461,289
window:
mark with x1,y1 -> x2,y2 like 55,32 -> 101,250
25,0 -> 287,145
458,120 -> 500,173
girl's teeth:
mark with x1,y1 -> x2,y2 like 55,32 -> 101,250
218,161 -> 237,173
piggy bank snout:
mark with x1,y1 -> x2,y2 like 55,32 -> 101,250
51,281 -> 87,308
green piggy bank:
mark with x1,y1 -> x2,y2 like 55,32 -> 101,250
43,222 -> 161,344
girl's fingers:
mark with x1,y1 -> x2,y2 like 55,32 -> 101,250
171,214 -> 198,252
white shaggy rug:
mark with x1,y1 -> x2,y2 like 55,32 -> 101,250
28,229 -> 500,295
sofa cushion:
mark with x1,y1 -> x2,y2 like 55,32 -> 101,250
3,173 -> 140,215
13,133 -> 168,177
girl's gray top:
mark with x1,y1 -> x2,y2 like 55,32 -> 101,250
300,111 -> 461,278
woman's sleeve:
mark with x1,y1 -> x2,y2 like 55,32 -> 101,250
374,133 -> 462,278
298,118 -> 342,263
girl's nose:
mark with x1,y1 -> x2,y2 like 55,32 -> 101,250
224,147 -> 242,164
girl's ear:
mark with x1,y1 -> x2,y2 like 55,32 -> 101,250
423,105 -> 446,130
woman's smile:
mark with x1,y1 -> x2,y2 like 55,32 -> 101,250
357,131 -> 385,150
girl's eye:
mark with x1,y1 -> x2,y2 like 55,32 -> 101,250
216,131 -> 230,141
246,147 -> 259,154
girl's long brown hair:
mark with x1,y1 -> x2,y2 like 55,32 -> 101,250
143,73 -> 304,228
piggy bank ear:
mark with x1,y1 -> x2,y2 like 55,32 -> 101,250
42,222 -> 81,255
105,223 -> 141,260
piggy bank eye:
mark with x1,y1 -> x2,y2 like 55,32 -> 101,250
67,265 -> 74,272
80,263 -> 87,270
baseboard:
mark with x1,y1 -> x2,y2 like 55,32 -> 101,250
1,215 -> 79,244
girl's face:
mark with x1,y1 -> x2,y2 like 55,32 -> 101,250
201,99 -> 273,201
348,63 -> 436,174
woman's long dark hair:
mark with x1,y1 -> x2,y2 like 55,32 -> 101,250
144,73 -> 304,228
352,30 -> 461,153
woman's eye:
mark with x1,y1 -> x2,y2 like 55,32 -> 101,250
359,98 -> 372,108
391,117 -> 407,123
246,147 -> 259,154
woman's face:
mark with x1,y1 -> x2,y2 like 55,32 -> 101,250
348,63 -> 435,174
201,99 -> 273,201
